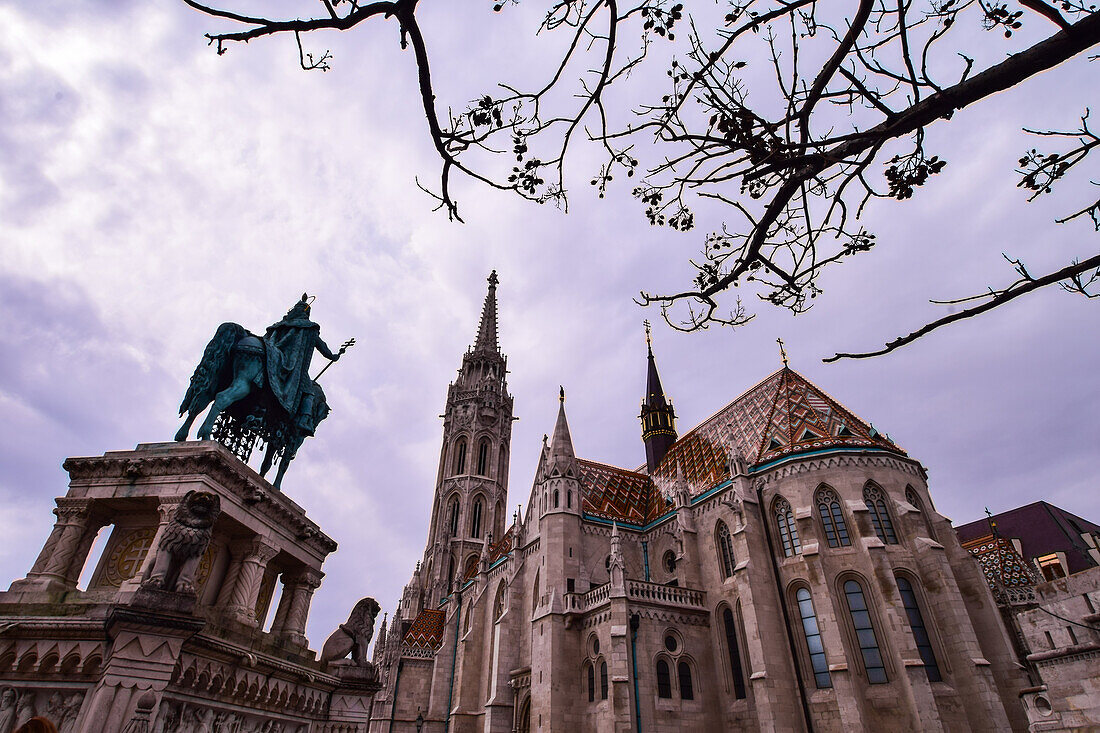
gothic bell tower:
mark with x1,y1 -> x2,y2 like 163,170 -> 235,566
417,271 -> 514,609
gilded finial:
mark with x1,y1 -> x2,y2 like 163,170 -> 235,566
559,385 -> 565,403
777,337 -> 789,367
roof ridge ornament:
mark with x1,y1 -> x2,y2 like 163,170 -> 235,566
777,337 -> 789,367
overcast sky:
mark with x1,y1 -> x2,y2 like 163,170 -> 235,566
0,1 -> 1096,646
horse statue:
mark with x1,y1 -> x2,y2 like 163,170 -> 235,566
175,294 -> 351,489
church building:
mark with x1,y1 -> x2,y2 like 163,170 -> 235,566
368,273 -> 1031,732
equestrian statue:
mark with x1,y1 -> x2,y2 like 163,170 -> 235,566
175,294 -> 353,489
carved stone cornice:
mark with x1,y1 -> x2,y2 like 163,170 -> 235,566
62,443 -> 338,557
752,452 -> 924,486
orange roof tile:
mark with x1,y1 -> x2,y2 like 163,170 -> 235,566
649,368 -> 904,493
403,609 -> 446,650
578,459 -> 671,525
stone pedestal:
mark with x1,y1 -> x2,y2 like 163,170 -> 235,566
75,603 -> 206,732
0,441 -> 376,733
328,665 -> 384,728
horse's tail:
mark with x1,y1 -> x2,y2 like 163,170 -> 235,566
179,322 -> 248,415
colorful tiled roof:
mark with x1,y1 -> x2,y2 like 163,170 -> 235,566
488,526 -> 515,565
403,609 -> 446,650
956,502 -> 1100,575
962,534 -> 1040,591
649,368 -> 904,492
578,459 -> 671,525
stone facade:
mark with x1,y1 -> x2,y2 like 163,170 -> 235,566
368,275 -> 1033,733
1012,567 -> 1100,730
0,441 -> 379,732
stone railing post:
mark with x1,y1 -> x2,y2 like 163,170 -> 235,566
280,570 -> 323,645
224,539 -> 279,626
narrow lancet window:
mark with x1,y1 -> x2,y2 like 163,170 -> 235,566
844,579 -> 888,684
795,588 -> 832,689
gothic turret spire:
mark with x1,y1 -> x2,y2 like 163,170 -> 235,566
640,321 -> 677,473
473,270 -> 500,354
548,386 -> 578,475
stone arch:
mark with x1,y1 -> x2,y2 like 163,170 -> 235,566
16,649 -> 37,673
470,493 -> 486,539
714,600 -> 748,699
893,567 -> 950,677
786,580 -> 832,690
863,482 -> 898,545
905,485 -> 937,540
814,484 -> 851,548
476,437 -> 493,476
772,495 -> 801,557
81,654 -> 102,676
834,570 -> 893,684
451,435 -> 469,476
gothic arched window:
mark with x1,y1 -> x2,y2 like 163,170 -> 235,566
448,497 -> 460,536
722,607 -> 747,699
906,486 -> 937,539
677,661 -> 694,700
586,663 -> 595,702
774,497 -> 801,557
794,587 -> 831,689
816,487 -> 851,548
532,573 -> 540,614
447,556 -> 456,590
452,438 -> 467,475
656,659 -> 672,698
553,490 -> 560,509
600,661 -> 608,699
716,521 -> 735,578
471,497 -> 484,539
477,439 -> 491,476
494,583 -> 506,622
843,579 -> 888,684
864,485 -> 898,545
895,575 -> 942,682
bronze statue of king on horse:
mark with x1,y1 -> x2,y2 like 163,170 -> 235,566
175,294 -> 352,489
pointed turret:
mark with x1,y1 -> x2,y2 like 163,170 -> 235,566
473,270 -> 500,354
640,323 -> 677,473
548,387 -> 578,476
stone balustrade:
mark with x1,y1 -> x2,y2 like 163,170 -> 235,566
625,579 -> 707,611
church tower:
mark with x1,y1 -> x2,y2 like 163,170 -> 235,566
416,271 -> 514,611
640,323 -> 676,473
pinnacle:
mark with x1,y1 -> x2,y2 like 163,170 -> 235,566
472,270 -> 500,353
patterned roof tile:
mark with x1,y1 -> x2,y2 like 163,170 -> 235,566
578,459 -> 670,525
649,368 -> 904,494
402,608 -> 446,651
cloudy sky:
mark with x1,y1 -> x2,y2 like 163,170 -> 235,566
0,1 -> 1096,645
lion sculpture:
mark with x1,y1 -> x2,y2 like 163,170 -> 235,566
142,490 -> 221,594
320,597 -> 381,668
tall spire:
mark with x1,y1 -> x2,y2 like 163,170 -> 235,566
640,322 -> 677,473
548,386 -> 577,475
473,270 -> 499,353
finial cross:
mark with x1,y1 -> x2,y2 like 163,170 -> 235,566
644,319 -> 652,347
777,337 -> 789,367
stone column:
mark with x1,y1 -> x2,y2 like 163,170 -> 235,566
280,571 -> 323,645
13,498 -> 99,593
120,498 -> 181,592
223,539 -> 279,626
